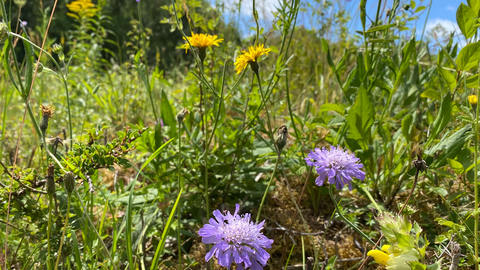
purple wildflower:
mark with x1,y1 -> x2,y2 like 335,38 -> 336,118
198,204 -> 273,269
305,146 -> 365,191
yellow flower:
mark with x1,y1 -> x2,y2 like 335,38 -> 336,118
66,0 -> 98,19
178,32 -> 223,53
468,95 -> 478,105
367,246 -> 390,265
234,44 -> 271,74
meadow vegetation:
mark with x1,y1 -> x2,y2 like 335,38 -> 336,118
1,0 -> 480,269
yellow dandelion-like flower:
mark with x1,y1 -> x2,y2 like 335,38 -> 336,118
468,95 -> 478,105
367,245 -> 390,265
234,44 -> 271,74
178,32 -> 223,53
66,0 -> 98,19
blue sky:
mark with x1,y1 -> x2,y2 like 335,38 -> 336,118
223,0 -> 467,45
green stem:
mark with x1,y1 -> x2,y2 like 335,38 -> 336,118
254,70 -> 274,146
328,185 -> 375,245
256,156 -> 279,222
47,195 -> 53,270
177,120 -> 182,270
63,79 -> 73,150
475,88 -> 479,270
54,196 -> 71,270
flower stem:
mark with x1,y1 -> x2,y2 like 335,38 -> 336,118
475,87 -> 479,270
47,194 -> 53,270
256,156 -> 279,222
329,184 -> 375,245
54,196 -> 71,270
177,120 -> 182,270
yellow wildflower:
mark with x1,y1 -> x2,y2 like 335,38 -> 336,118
468,95 -> 478,105
178,32 -> 223,53
66,0 -> 98,19
234,44 -> 271,74
367,245 -> 390,265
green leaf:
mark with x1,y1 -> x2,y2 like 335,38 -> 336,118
426,93 -> 452,147
457,3 -> 477,38
437,65 -> 457,91
161,89 -> 177,137
22,33 -> 35,97
447,158 -> 465,174
407,261 -> 427,270
420,89 -> 441,101
466,74 -> 480,88
401,114 -> 413,143
426,259 -> 443,270
426,126 -> 471,168
468,0 -> 480,15
394,232 -> 415,250
345,85 -> 374,144
365,23 -> 397,33
320,103 -> 345,115
456,42 -> 480,70
360,0 -> 366,30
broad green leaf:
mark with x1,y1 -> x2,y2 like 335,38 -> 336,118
345,85 -> 374,143
447,158 -> 465,174
360,0 -> 366,30
401,114 -> 413,143
437,65 -> 457,91
426,93 -> 452,147
420,89 -> 441,101
395,37 -> 416,88
161,89 -> 177,137
457,3 -> 477,39
468,0 -> 480,15
466,74 -> 479,88
394,232 -> 415,250
23,33 -> 35,97
456,42 -> 480,70
320,103 -> 345,115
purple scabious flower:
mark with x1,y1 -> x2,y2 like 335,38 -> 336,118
198,204 -> 273,269
305,146 -> 365,191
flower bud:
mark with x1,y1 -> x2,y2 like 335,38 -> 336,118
52,43 -> 63,54
64,171 -> 75,195
274,125 -> 288,153
0,22 -> 8,43
46,163 -> 56,196
40,104 -> 54,136
176,108 -> 190,123
35,62 -> 43,73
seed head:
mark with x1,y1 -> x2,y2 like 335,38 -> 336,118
64,171 -> 75,195
274,125 -> 288,153
176,108 -> 189,123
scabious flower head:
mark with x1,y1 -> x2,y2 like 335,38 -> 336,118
198,204 -> 273,269
234,44 -> 271,74
178,32 -> 223,53
305,146 -> 365,190
66,0 -> 98,19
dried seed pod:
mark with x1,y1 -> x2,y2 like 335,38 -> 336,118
176,108 -> 190,123
64,171 -> 75,195
46,163 -> 56,196
274,125 -> 288,153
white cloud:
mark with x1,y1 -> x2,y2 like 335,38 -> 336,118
425,18 -> 460,34
446,6 -> 456,11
